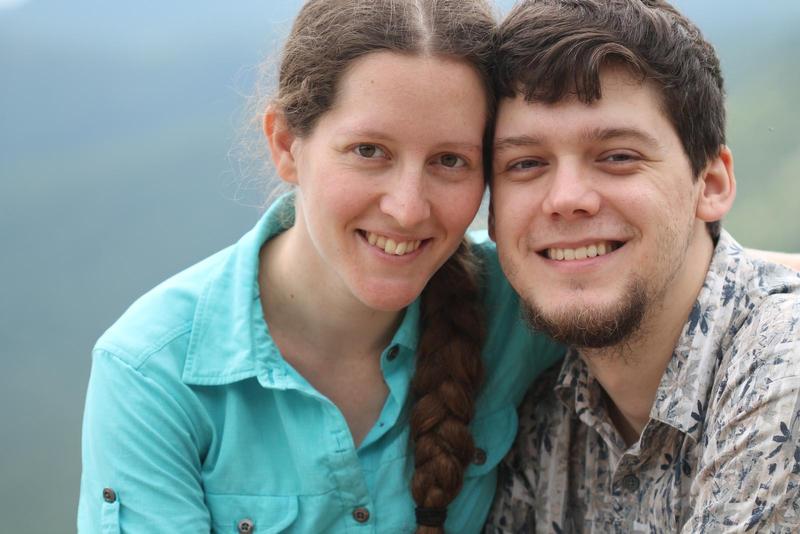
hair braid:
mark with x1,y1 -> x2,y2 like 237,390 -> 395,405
410,239 -> 486,533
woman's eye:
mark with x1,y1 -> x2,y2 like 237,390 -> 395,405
439,154 -> 466,168
354,144 -> 385,158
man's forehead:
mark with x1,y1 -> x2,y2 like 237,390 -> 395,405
498,64 -> 664,113
494,72 -> 672,147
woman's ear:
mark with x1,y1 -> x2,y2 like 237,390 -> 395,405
696,145 -> 736,223
264,106 -> 300,184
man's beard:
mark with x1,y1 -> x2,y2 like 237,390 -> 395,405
522,278 -> 648,349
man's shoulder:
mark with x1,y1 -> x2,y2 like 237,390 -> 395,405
690,258 -> 800,531
705,235 -> 800,362
727,254 -> 800,357
703,251 -> 800,404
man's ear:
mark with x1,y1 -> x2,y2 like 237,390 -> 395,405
696,145 -> 736,223
264,106 -> 300,184
487,195 -> 497,242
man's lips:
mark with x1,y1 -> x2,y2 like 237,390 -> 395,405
537,240 -> 626,261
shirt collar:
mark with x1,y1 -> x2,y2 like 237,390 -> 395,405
552,231 -> 761,442
181,192 -> 421,388
554,348 -> 629,452
182,193 -> 295,386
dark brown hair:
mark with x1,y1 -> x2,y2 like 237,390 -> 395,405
273,1 -> 493,531
496,0 -> 726,238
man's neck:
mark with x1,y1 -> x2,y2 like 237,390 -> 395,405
580,230 -> 716,447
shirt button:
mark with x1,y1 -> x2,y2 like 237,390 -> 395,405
237,518 -> 255,533
473,448 -> 487,465
622,474 -> 640,492
102,488 -> 116,503
387,346 -> 399,361
352,507 -> 370,523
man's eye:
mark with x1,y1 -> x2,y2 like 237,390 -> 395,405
439,154 -> 466,168
355,144 -> 385,158
603,153 -> 636,163
511,159 -> 543,170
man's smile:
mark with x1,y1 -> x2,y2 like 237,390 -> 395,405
539,240 -> 625,261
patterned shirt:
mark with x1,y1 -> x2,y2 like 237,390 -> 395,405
486,230 -> 800,533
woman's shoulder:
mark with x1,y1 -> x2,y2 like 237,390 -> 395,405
94,245 -> 235,371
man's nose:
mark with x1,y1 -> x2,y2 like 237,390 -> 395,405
541,162 -> 601,220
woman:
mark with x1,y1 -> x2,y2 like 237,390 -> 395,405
77,1 -> 563,532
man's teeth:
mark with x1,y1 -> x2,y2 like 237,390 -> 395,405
547,242 -> 614,261
366,231 -> 422,256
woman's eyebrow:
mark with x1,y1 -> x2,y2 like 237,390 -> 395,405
334,127 -> 395,141
337,127 -> 481,152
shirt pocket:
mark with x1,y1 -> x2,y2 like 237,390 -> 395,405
206,494 -> 299,534
464,404 -> 517,478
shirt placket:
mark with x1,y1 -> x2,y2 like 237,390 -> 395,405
323,408 -> 376,532
608,453 -> 645,532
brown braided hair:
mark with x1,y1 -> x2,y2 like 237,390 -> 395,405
411,240 -> 486,533
268,1 -> 494,530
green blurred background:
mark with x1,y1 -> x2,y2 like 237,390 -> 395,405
1,0 -> 798,531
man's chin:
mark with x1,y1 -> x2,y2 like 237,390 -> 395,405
522,283 -> 648,349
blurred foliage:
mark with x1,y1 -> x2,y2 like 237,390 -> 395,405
724,30 -> 800,249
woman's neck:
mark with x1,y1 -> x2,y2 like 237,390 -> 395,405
258,226 -> 403,362
258,225 -> 400,446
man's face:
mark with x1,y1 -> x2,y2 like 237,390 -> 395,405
490,66 -> 709,348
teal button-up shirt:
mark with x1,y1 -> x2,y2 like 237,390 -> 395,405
78,195 -> 564,533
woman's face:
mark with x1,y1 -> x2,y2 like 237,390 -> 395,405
286,51 -> 487,311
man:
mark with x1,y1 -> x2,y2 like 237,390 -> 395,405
485,0 -> 800,532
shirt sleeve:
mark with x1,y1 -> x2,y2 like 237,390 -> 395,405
683,329 -> 800,532
78,349 -> 211,533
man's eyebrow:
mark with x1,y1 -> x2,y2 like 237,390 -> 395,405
494,128 -> 662,152
494,135 -> 545,152
582,127 -> 662,148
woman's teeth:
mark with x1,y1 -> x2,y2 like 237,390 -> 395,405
547,242 -> 615,261
366,231 -> 422,256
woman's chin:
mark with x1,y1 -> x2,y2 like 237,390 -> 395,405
354,281 -> 424,313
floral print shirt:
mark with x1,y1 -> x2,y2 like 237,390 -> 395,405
485,231 -> 800,533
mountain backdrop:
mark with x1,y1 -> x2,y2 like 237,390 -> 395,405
1,0 -> 798,531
